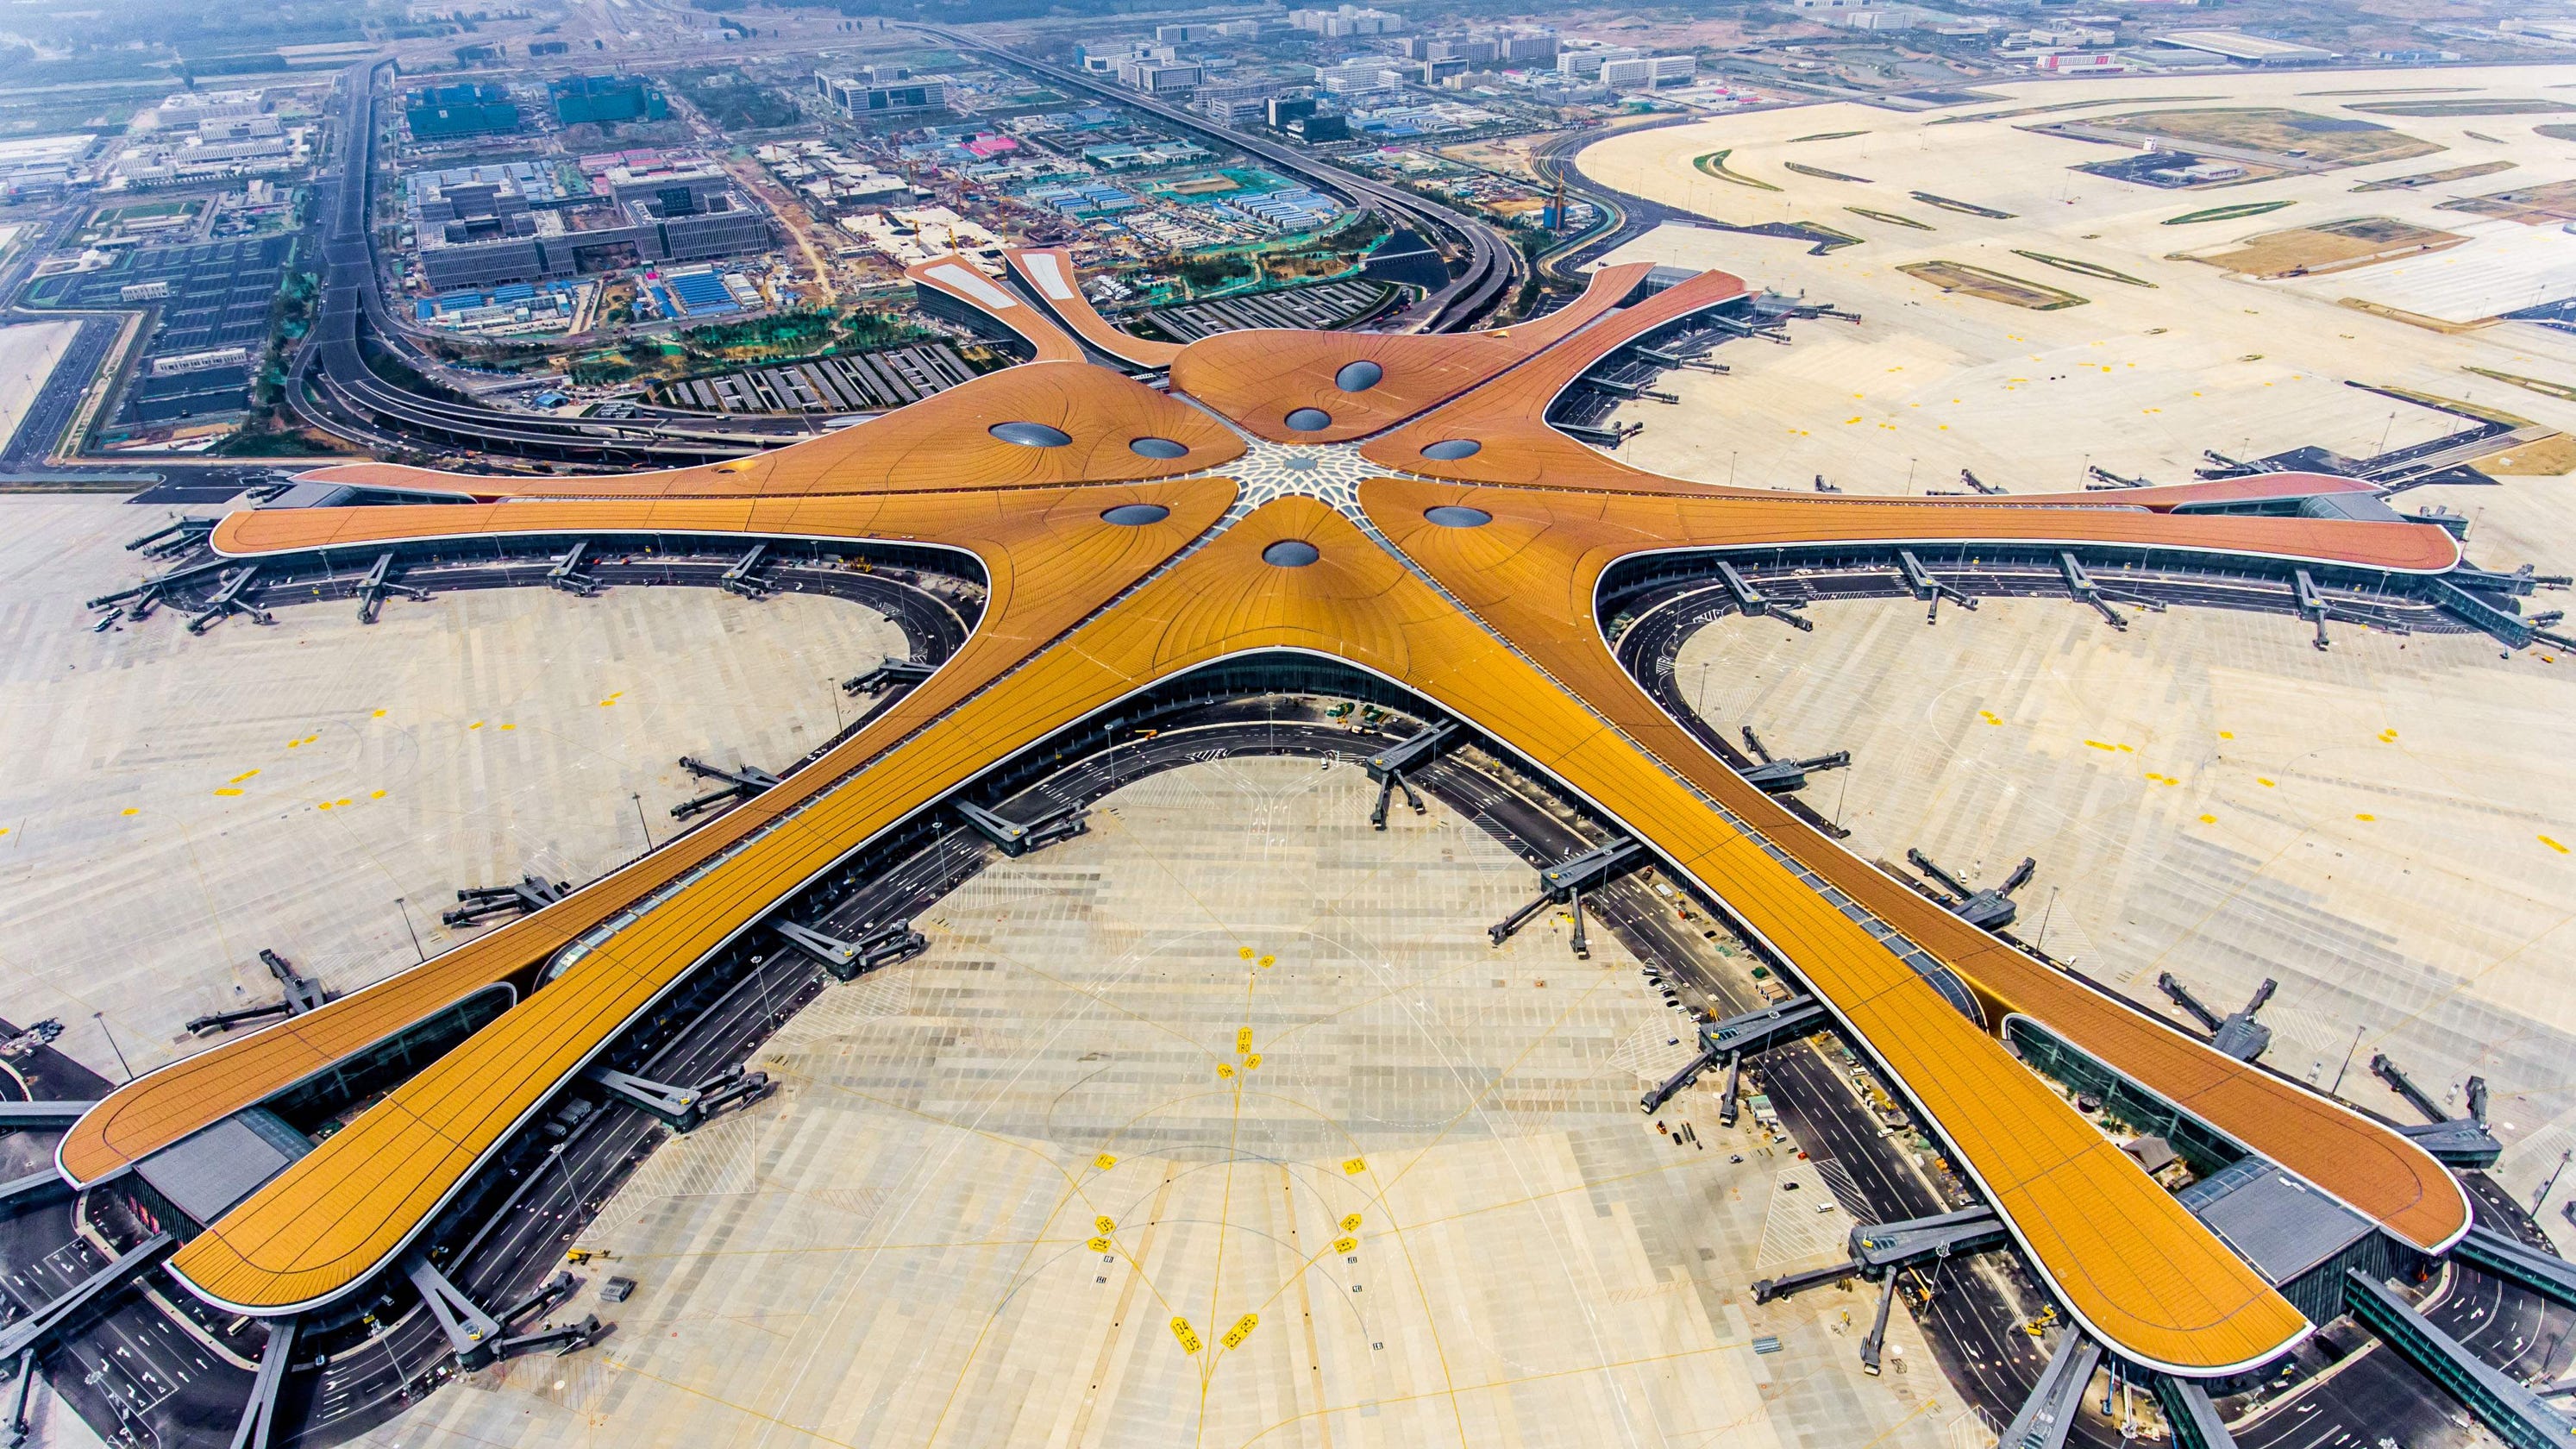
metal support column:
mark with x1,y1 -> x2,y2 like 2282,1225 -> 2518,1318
406,1258 -> 503,1370
1859,1270 -> 1898,1375
2002,1330 -> 2101,1449
2155,1375 -> 2238,1449
2345,1269 -> 2573,1449
228,1315 -> 298,1449
0,1233 -> 175,1360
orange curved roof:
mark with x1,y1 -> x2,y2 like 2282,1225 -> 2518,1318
159,499 -> 2309,1371
61,479 -> 1238,1194
905,252 -> 1085,364
1003,248 -> 1183,370
69,254 -> 2485,1377
294,362 -> 1242,502
1362,476 -> 2469,1260
1361,267 -> 1756,485
1168,262 -> 1655,444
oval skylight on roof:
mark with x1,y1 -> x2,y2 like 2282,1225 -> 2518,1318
1421,439 -> 1483,461
1100,504 -> 1171,525
1425,505 -> 1492,529
989,421 -> 1073,448
1334,360 -> 1384,392
1128,436 -> 1188,459
1283,408 -> 1333,433
1262,540 -> 1320,568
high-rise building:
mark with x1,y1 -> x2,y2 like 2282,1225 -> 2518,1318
1556,47 -> 1641,79
1597,53 -> 1696,88
816,72 -> 956,116
1116,58 -> 1203,93
1313,61 -> 1406,97
1288,6 -> 1404,37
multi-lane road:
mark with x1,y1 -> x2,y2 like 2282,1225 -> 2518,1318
917,25 -> 1522,334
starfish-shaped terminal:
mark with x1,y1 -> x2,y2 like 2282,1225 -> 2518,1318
62,251 -> 2471,1383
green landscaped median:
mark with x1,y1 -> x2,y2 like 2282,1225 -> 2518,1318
2012,250 -> 2157,287
2163,200 -> 2297,226
1693,151 -> 1782,191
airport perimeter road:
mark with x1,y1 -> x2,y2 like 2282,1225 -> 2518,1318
290,64 -> 813,467
918,26 -> 1520,334
1530,118 -> 1703,279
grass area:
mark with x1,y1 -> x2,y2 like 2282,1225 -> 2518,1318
93,200 -> 196,223
1908,191 -> 2014,219
2363,385 -> 2533,428
2186,216 -> 2465,279
2465,367 -> 2576,405
1693,150 -> 1781,191
2055,107 -> 2440,168
1846,206 -> 1931,230
2471,431 -> 2576,478
2163,199 -> 2297,226
2439,179 -> 2576,225
2011,250 -> 2156,287
2352,161 -> 2516,192
668,68 -> 800,131
1928,93 -> 2226,126
1786,162 -> 1871,183
2350,98 -> 2576,117
675,307 -> 929,363
1788,131 -> 1868,143
1896,260 -> 2086,310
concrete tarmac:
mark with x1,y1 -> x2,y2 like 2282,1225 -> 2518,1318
0,497 -> 904,1084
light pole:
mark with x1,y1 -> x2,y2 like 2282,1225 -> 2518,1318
633,793 -> 655,850
2328,1024 -> 2366,1097
94,1012 -> 133,1082
396,897 -> 425,963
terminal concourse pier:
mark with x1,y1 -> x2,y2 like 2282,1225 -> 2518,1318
55,248 -> 2550,1446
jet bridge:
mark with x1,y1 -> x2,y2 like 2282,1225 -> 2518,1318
845,658 -> 937,695
1644,995 -> 1826,1113
546,542 -> 601,596
718,543 -> 773,599
1492,838 -> 1645,957
1906,850 -> 2034,932
1737,725 -> 1850,795
187,568 -> 274,634
2371,1054 -> 2501,1167
956,799 -> 1088,856
1363,721 -> 1457,830
354,550 -> 429,624
187,950 -> 332,1036
773,919 -> 929,981
2156,974 -> 2275,1062
1714,560 -> 1813,633
673,756 -> 780,820
443,875 -> 570,927
1896,549 -> 1977,623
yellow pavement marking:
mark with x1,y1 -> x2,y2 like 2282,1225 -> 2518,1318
1170,1317 -> 1202,1354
